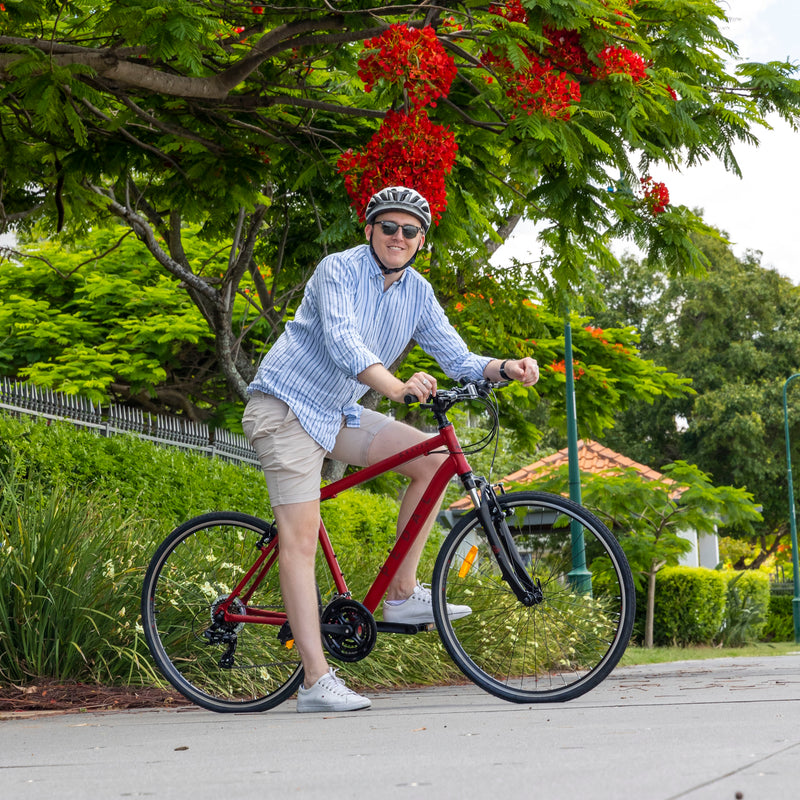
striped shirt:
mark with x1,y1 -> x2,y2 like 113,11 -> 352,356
247,244 -> 491,451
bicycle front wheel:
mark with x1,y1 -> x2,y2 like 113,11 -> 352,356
141,511 -> 303,713
432,491 -> 635,703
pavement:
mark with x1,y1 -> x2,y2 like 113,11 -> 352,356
2,654 -> 799,800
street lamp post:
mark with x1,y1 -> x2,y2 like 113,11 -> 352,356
565,316 -> 592,593
782,373 -> 800,644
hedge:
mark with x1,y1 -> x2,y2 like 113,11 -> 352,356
653,566 -> 726,646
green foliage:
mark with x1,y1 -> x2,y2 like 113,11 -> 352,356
0,413 -> 271,525
0,469 -> 162,684
2,0 -> 798,416
588,231 -> 800,562
653,566 -> 726,646
0,225 -> 261,424
718,570 -> 771,646
763,594 -> 795,643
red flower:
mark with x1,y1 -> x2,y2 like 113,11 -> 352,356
358,24 -> 457,109
640,176 -> 670,215
488,1 -> 528,24
337,109 -> 458,225
592,45 -> 648,82
251,5 -> 264,13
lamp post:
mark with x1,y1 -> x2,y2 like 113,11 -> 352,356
782,373 -> 800,643
565,315 -> 592,592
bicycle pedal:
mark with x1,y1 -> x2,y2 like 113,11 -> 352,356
376,621 -> 435,635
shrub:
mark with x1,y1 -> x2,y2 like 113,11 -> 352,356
763,594 -> 795,642
653,566 -> 726,646
0,469 -> 162,684
0,413 -> 271,525
718,570 -> 770,645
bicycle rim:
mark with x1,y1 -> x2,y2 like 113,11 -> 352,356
432,491 -> 635,703
141,512 -> 303,712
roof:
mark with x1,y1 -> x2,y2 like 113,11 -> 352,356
449,438 -> 673,511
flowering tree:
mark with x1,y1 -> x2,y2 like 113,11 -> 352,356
1,0 -> 798,409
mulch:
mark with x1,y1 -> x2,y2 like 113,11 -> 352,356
0,680 -> 192,715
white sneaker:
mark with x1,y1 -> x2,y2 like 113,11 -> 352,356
382,582 -> 472,626
296,668 -> 371,713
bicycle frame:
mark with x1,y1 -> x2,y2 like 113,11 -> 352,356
219,419 -> 474,628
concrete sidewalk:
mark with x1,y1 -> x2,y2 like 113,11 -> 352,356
2,654 -> 799,799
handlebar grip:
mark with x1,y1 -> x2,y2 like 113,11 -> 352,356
404,394 -> 418,405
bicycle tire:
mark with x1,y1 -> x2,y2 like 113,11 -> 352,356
141,511 -> 303,713
432,490 -> 635,703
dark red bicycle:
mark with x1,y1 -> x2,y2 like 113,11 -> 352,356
141,379 -> 635,712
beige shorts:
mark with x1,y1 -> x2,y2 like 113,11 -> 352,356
242,392 -> 393,506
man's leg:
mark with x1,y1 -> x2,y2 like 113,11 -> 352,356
272,499 -> 330,687
365,422 -> 448,602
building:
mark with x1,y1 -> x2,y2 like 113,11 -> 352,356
447,438 -> 720,569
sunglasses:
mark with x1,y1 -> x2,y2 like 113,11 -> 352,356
376,220 -> 424,239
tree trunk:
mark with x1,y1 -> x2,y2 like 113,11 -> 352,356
644,558 -> 667,648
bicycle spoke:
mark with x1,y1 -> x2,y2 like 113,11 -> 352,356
141,512 -> 303,713
432,491 -> 634,703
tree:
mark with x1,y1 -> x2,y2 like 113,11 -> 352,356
529,460 -> 762,647
0,223 -> 691,433
587,231 -> 800,568
2,1 -> 798,411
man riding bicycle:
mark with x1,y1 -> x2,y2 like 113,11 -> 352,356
243,186 -> 539,712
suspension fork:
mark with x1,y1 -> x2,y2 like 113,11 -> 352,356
467,479 -> 543,606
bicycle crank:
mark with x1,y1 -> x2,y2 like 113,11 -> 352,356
320,598 -> 377,663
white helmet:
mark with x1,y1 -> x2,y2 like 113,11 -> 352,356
365,186 -> 432,233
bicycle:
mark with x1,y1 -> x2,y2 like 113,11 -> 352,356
141,379 -> 635,712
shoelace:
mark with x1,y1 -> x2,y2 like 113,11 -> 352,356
321,667 -> 357,696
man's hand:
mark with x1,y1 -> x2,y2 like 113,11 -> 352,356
495,357 -> 539,387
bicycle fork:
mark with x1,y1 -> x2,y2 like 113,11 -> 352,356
467,478 -> 544,606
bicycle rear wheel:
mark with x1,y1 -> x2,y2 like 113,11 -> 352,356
432,490 -> 635,703
141,511 -> 303,712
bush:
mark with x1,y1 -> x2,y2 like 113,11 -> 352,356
0,413 -> 271,525
0,469 -> 162,684
0,413 -> 464,689
763,594 -> 795,642
653,566 -> 726,646
718,570 -> 770,645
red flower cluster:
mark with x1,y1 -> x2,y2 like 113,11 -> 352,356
483,45 -> 581,120
543,27 -> 591,74
592,45 -> 648,82
358,24 -> 457,109
488,1 -> 528,24
337,109 -> 458,225
640,177 -> 670,215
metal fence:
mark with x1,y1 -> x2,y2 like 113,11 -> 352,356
0,377 -> 261,468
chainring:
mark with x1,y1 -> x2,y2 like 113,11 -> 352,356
320,597 -> 377,663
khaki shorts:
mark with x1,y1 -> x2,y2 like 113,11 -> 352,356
242,392 -> 393,506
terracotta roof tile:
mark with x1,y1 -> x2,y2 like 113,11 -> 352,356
449,439 -> 672,510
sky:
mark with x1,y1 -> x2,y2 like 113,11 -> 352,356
495,0 -> 800,285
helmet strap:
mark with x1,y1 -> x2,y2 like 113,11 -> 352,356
368,235 -> 420,275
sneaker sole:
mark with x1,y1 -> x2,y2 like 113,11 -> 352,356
297,699 -> 372,713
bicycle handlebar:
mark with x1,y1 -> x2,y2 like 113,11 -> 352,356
403,378 -> 509,409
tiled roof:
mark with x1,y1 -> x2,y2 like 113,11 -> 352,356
450,438 -> 672,510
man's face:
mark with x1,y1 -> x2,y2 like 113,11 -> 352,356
366,211 -> 426,271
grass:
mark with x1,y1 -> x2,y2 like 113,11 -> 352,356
620,640 -> 800,666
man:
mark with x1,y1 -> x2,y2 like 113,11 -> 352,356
243,186 -> 539,712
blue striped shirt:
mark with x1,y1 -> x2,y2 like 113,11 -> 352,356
247,244 -> 491,450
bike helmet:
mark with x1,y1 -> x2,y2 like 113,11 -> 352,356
365,186 -> 432,233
